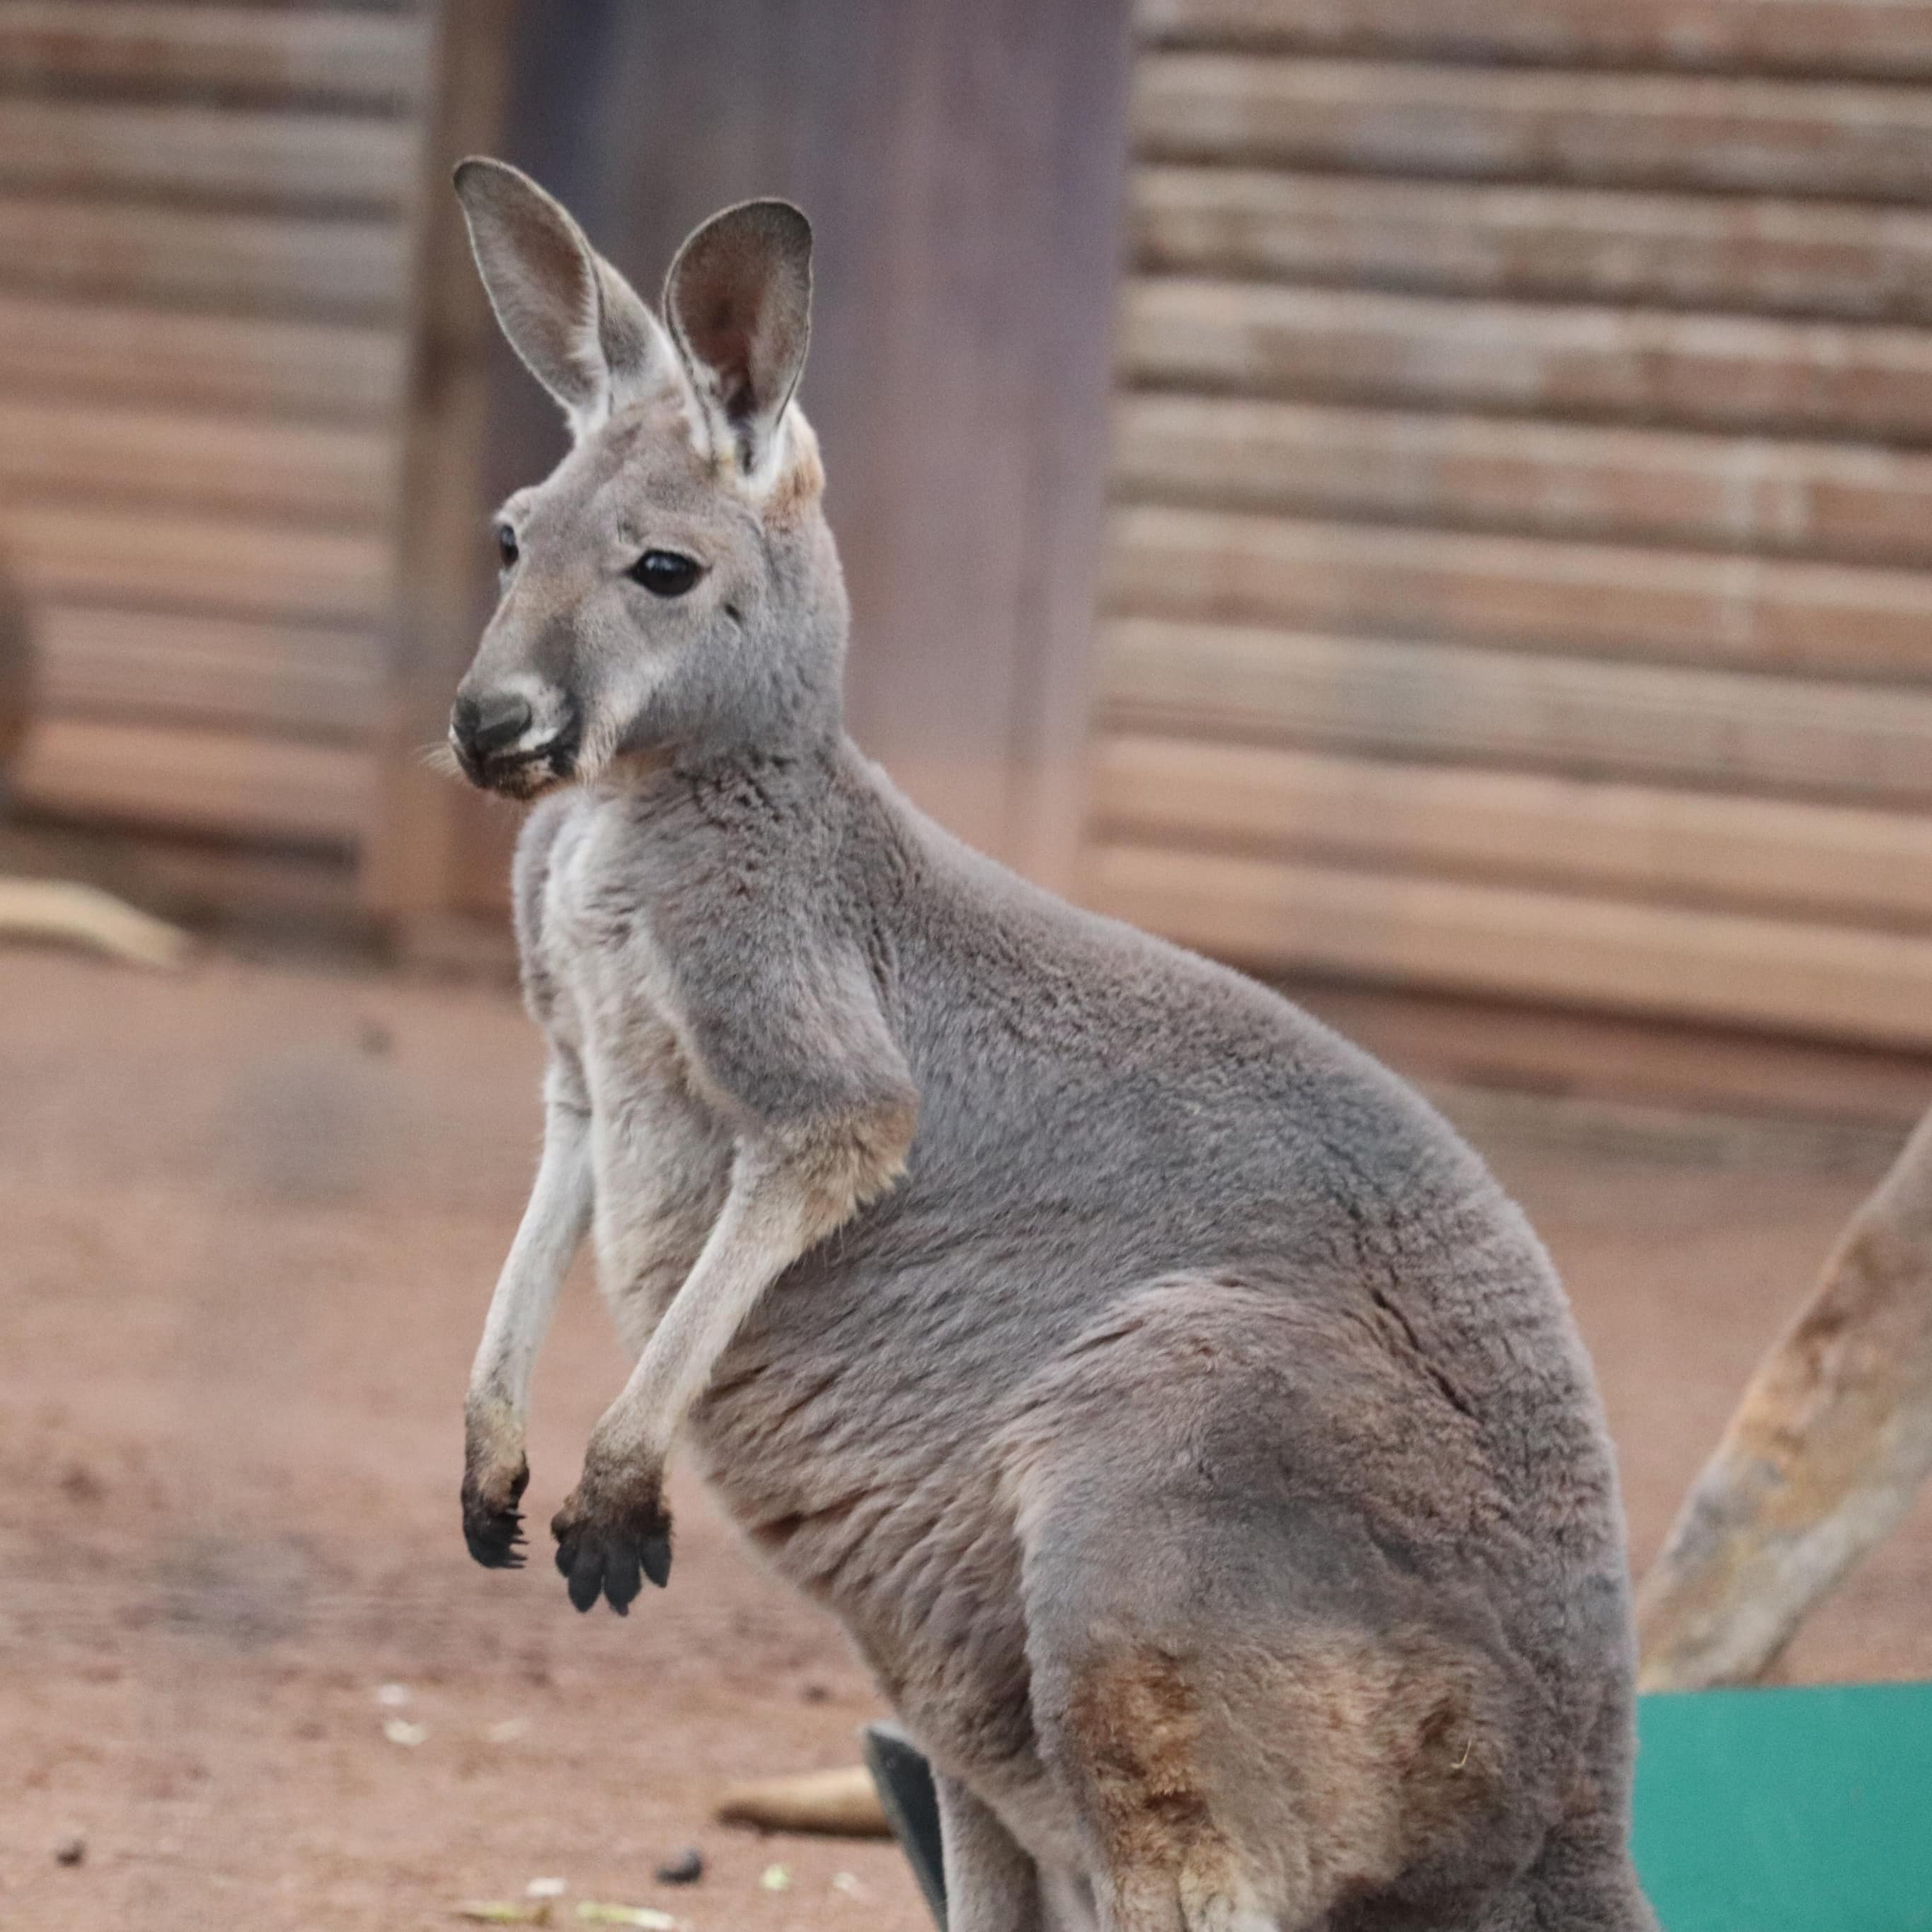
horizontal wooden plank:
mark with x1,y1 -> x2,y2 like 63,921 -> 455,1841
11,715 -> 373,846
1135,56 -> 1932,202
1138,0 -> 1932,80
1110,395 -> 1932,566
1121,278 -> 1932,440
0,195 -> 408,318
0,292 -> 406,420
0,99 -> 418,208
0,4 -> 429,108
130,836 -> 364,926
1093,735 -> 1932,926
0,396 -> 394,524
1132,168 -> 1932,323
34,606 -> 381,738
1294,981 -> 1932,1134
3,503 -> 393,626
1100,618 -> 1932,803
1086,842 -> 1932,1050
1106,504 -> 1932,679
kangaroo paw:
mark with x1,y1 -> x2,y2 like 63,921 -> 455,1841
551,1477 -> 673,1614
461,1454 -> 531,1570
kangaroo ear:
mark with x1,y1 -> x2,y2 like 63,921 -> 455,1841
663,200 -> 812,482
454,156 -> 674,435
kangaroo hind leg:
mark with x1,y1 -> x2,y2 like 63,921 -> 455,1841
1006,1280 -> 1541,1932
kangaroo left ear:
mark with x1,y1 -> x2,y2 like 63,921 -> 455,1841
662,200 -> 812,483
454,156 -> 678,437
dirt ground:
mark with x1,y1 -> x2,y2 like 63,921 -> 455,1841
4,944 -> 1930,1932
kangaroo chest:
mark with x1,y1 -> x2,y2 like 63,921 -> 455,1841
539,808 -> 735,1358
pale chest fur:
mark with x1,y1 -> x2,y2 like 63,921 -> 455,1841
536,801 -> 735,1358
528,802 -> 1018,1724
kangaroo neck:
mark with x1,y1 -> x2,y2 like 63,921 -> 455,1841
589,727 -> 843,836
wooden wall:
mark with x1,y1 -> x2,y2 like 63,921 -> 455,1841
1084,0 -> 1932,1052
0,0 -> 433,880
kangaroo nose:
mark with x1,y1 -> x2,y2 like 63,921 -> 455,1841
452,689 -> 532,758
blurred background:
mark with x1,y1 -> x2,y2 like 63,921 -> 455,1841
4,2 -> 1932,1928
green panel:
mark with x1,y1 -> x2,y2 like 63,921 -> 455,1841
1634,1684 -> 1932,1931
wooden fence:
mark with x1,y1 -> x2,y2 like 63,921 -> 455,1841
0,0 -> 432,895
12,0 -> 1932,1067
1085,0 -> 1932,1051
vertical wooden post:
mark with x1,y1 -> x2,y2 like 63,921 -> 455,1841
360,0 -> 515,921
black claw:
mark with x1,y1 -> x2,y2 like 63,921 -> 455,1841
604,1543 -> 642,1615
567,1540 -> 604,1614
464,1500 -> 528,1570
463,1459 -> 530,1570
640,1530 -> 673,1589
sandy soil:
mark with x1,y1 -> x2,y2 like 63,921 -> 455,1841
3,944 -> 1928,1931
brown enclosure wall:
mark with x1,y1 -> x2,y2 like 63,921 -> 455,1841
0,0 -> 434,896
17,0 -> 1932,1070
1083,0 -> 1932,1052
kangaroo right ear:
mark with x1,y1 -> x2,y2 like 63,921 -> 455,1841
662,200 -> 812,484
454,157 -> 676,436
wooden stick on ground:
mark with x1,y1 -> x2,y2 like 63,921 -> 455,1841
0,878 -> 192,971
714,1764 -> 890,1838
1637,1103 -> 1932,1691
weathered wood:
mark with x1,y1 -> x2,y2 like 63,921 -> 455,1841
1139,0 -> 1932,80
35,606 -> 381,739
1636,1105 -> 1932,1688
0,2 -> 422,867
1427,1085 -> 1907,1183
94,832 -> 363,928
1100,619 -> 1932,804
1105,504 -> 1932,680
1293,982 -> 1932,1136
0,878 -> 190,970
0,397 -> 394,524
0,2 -> 429,107
1134,56 -> 1932,202
715,1766 -> 892,1839
360,0 -> 516,915
5,504 -> 392,628
1111,5 -> 1932,1057
1094,736 -> 1932,926
1084,842 -> 1932,1048
0,100 -> 418,209
12,717 -> 374,846
0,549 -> 28,776
1133,168 -> 1932,323
0,291 -> 406,421
1121,278 -> 1932,440
0,196 -> 409,319
1111,395 -> 1932,567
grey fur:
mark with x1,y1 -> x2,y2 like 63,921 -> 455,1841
451,160 -> 1655,1932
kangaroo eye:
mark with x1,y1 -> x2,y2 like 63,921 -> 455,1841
630,550 -> 702,598
495,524 -> 519,570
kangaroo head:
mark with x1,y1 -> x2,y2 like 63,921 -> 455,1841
447,159 -> 844,797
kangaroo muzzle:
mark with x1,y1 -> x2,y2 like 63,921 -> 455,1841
450,683 -> 580,796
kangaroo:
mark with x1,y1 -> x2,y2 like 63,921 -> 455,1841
447,157 -> 1655,1932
